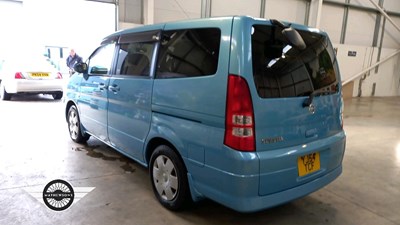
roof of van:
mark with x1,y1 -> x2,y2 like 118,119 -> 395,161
102,15 -> 325,44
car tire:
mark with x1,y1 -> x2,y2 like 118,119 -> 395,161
52,92 -> 63,100
150,145 -> 191,211
67,105 -> 90,143
0,83 -> 12,101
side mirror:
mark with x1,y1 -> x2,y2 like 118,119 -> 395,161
74,62 -> 88,74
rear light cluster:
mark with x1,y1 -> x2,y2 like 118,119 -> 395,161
224,74 -> 255,152
15,72 -> 25,79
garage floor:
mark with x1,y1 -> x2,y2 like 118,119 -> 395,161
0,96 -> 399,225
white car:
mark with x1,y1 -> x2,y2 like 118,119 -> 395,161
0,56 -> 64,100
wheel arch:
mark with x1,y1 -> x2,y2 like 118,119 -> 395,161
65,100 -> 77,122
145,137 -> 186,171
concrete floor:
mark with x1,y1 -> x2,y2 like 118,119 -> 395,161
0,95 -> 399,225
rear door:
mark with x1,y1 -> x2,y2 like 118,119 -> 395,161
249,24 -> 343,152
107,31 -> 159,161
229,20 -> 344,195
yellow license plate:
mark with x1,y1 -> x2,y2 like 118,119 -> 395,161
31,72 -> 49,77
298,152 -> 320,177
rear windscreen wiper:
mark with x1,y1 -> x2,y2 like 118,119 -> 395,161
303,89 -> 337,107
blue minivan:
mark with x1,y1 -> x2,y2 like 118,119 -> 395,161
65,16 -> 346,213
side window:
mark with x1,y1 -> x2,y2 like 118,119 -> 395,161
115,42 -> 155,76
88,44 -> 115,75
156,28 -> 221,78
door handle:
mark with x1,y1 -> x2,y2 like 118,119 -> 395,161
109,84 -> 120,92
98,83 -> 107,91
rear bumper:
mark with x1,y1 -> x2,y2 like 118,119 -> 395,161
5,79 -> 63,94
208,165 -> 342,213
188,132 -> 346,213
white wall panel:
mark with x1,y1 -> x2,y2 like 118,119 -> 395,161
320,5 -> 344,44
349,0 -> 400,48
383,0 -> 400,12
119,0 -> 142,24
352,0 -> 400,13
336,44 -> 400,97
154,0 -> 201,23
351,0 -> 379,8
360,48 -> 400,97
345,9 -> 376,46
334,44 -> 371,83
381,17 -> 400,49
211,0 -> 261,17
264,0 -> 307,24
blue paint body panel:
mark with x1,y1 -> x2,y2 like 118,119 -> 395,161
65,16 -> 346,213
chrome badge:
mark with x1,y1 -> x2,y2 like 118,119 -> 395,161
308,103 -> 315,114
261,136 -> 284,144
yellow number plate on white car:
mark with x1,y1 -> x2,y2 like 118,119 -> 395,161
298,152 -> 320,177
31,72 -> 49,77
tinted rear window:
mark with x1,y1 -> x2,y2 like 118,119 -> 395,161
251,25 -> 339,98
156,28 -> 220,78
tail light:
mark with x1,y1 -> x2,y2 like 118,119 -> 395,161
15,72 -> 25,79
224,74 -> 255,151
56,72 -> 63,79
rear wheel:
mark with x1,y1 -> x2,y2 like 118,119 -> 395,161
0,83 -> 12,101
52,91 -> 63,100
67,105 -> 90,143
150,145 -> 191,211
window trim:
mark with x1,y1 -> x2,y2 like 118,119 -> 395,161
118,30 -> 161,44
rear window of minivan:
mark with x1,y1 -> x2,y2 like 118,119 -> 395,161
251,25 -> 339,98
